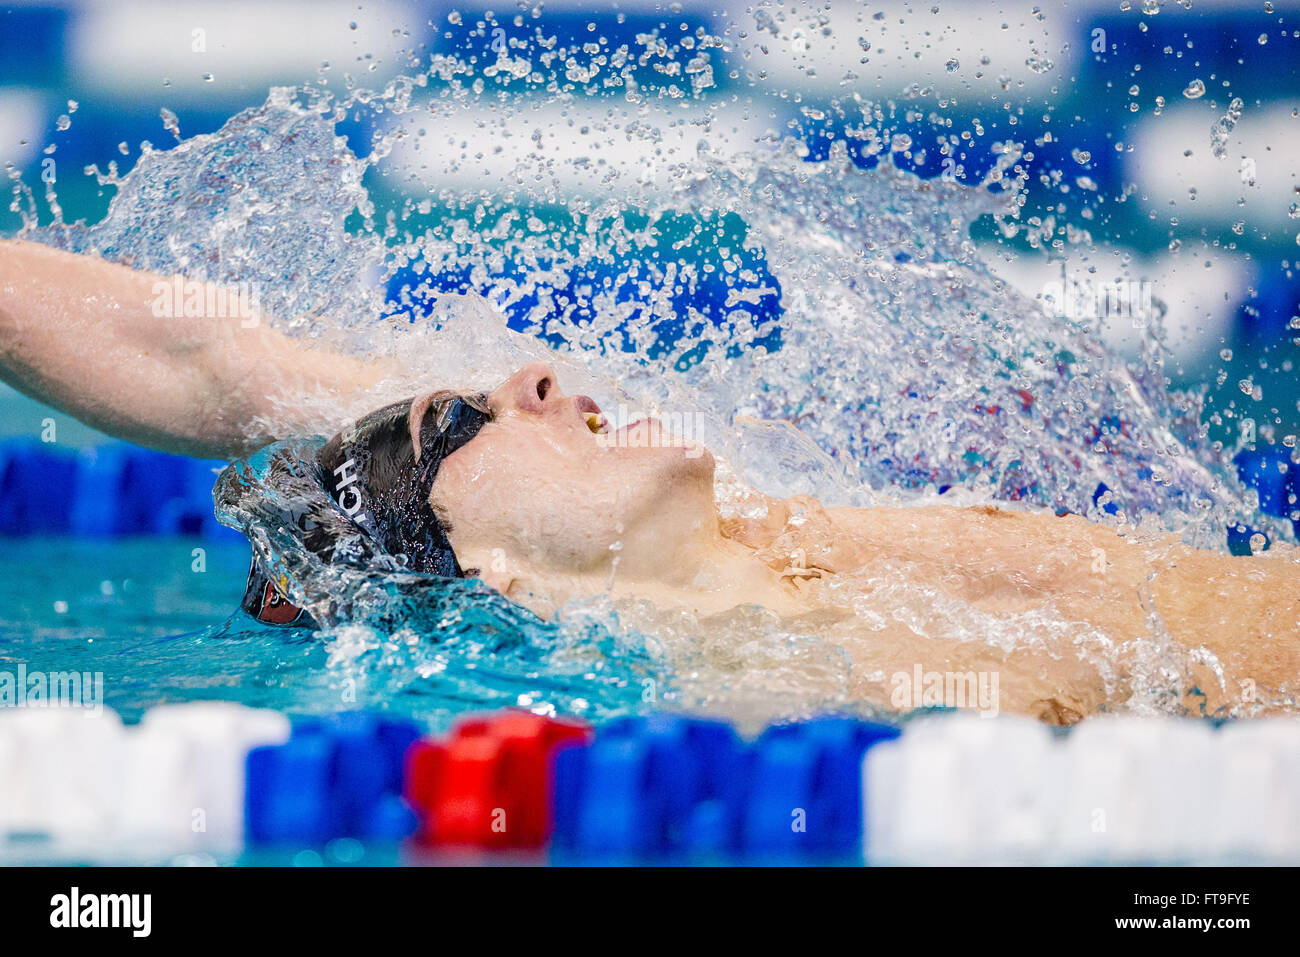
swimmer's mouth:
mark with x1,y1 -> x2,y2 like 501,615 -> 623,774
575,395 -> 608,434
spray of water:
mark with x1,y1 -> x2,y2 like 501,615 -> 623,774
9,11 -> 1293,725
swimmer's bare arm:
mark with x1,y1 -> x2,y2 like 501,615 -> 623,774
778,498 -> 1299,705
0,239 -> 395,459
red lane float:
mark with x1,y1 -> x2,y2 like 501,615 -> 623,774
405,711 -> 591,849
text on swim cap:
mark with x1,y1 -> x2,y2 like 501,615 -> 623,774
333,458 -> 371,525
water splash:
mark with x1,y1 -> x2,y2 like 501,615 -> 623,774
1211,97 -> 1245,159
9,15 -> 1294,725
26,87 -> 384,341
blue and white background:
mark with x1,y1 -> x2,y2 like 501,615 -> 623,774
0,0 -> 1297,446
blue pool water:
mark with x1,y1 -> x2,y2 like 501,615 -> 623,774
0,537 -> 658,727
0,538 -> 300,720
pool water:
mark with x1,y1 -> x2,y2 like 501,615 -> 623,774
0,538 -> 290,721
0,537 -> 662,728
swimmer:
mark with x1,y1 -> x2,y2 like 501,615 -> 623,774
2,239 -> 1297,723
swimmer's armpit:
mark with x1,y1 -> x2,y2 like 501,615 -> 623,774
0,240 -> 396,458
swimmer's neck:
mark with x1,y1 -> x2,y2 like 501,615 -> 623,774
501,511 -> 814,620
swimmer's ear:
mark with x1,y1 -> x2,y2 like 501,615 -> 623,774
409,392 -> 441,463
473,566 -> 515,596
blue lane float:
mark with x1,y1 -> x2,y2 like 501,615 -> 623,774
1231,443 -> 1299,551
551,713 -> 750,859
1086,13 -> 1298,101
0,5 -> 68,85
551,712 -> 898,861
0,439 -> 238,539
245,713 -> 421,846
0,441 -> 79,535
745,717 -> 900,858
1233,444 -> 1297,521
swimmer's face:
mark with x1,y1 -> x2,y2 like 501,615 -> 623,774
430,362 -> 716,591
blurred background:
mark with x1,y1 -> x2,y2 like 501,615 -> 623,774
0,0 -> 1297,451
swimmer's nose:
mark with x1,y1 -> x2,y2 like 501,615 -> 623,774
490,361 -> 565,415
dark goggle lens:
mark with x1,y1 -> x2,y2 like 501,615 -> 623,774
422,393 -> 492,463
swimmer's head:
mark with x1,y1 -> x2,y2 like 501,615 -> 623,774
427,362 -> 716,599
316,390 -> 493,577
317,362 -> 714,600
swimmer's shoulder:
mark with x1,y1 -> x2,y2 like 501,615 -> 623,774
824,499 -> 1122,552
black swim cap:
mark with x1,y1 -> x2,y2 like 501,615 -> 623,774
315,391 -> 493,578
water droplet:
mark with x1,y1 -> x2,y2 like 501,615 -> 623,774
201,72 -> 214,82
1258,33 -> 1268,45
1183,78 -> 1205,99
1128,84 -> 1140,95
55,115 -> 70,131
1072,148 -> 1092,164
1141,0 -> 1160,14
1289,203 -> 1299,219
945,57 -> 959,71
160,107 -> 181,139
1221,349 -> 1233,361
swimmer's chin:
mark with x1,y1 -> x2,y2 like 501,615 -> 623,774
680,443 -> 713,466
594,418 -> 712,465
598,441 -> 715,477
